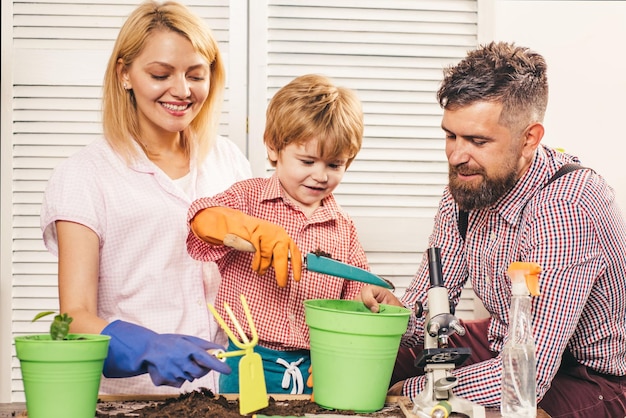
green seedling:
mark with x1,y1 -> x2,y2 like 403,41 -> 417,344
32,311 -> 73,340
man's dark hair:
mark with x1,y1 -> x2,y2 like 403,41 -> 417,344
437,41 -> 549,136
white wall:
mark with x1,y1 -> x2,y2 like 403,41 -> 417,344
492,1 -> 626,211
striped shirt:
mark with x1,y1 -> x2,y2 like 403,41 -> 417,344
400,145 -> 626,407
187,174 -> 367,351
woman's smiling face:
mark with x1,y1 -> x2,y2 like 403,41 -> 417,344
120,29 -> 211,138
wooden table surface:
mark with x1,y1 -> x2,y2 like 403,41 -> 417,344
1,396 -> 551,417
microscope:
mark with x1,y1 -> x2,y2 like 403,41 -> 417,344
412,247 -> 486,418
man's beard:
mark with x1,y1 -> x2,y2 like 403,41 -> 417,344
449,163 -> 518,211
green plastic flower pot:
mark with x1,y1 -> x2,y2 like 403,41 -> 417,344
15,334 -> 110,418
304,299 -> 410,412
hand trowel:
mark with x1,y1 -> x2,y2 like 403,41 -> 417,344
305,253 -> 395,290
223,233 -> 395,290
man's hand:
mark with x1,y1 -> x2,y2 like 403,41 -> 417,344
387,380 -> 404,396
354,285 -> 403,313
190,206 -> 301,287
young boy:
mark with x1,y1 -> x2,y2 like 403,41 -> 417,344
186,74 -> 368,394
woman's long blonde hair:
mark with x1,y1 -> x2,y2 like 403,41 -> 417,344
102,0 -> 225,163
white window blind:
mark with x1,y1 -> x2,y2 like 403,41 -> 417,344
249,0 -> 479,302
3,0 -> 484,402
6,0 -> 237,401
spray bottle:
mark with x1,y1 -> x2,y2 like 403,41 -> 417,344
501,262 -> 541,418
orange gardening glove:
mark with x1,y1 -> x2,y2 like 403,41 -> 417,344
190,206 -> 302,287
307,365 -> 314,402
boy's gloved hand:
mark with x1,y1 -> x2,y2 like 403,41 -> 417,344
101,320 -> 231,388
190,206 -> 302,287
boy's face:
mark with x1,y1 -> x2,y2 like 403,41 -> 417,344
267,138 -> 348,216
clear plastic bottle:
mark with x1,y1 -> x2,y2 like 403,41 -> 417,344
501,262 -> 541,418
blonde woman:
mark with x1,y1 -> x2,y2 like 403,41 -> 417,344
40,0 -> 251,395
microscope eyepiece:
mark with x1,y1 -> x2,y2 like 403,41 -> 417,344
427,247 -> 444,287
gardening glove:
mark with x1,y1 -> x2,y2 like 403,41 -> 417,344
307,365 -> 314,402
190,206 -> 302,287
101,320 -> 231,388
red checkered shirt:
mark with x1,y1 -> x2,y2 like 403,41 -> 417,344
187,174 -> 367,351
400,145 -> 626,407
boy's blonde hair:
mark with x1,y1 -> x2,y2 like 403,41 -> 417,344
102,0 -> 225,163
264,74 -> 364,168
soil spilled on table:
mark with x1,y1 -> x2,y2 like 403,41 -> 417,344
96,388 -> 404,417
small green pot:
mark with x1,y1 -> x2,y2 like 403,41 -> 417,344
15,334 -> 110,418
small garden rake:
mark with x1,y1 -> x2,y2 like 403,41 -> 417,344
207,294 -> 268,415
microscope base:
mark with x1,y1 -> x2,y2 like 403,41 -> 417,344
412,394 -> 486,418
411,363 -> 486,418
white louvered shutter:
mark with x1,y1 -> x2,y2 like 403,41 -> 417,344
4,0 -> 486,403
7,0 -> 243,401
248,0 -> 481,315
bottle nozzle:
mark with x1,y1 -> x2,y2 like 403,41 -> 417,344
507,262 -> 541,296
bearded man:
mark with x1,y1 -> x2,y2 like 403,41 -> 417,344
357,41 -> 626,418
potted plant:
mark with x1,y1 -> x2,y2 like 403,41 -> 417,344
14,311 -> 111,418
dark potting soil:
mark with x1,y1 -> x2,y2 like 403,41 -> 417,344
95,387 -> 405,417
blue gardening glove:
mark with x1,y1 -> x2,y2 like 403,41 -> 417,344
101,320 -> 231,387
